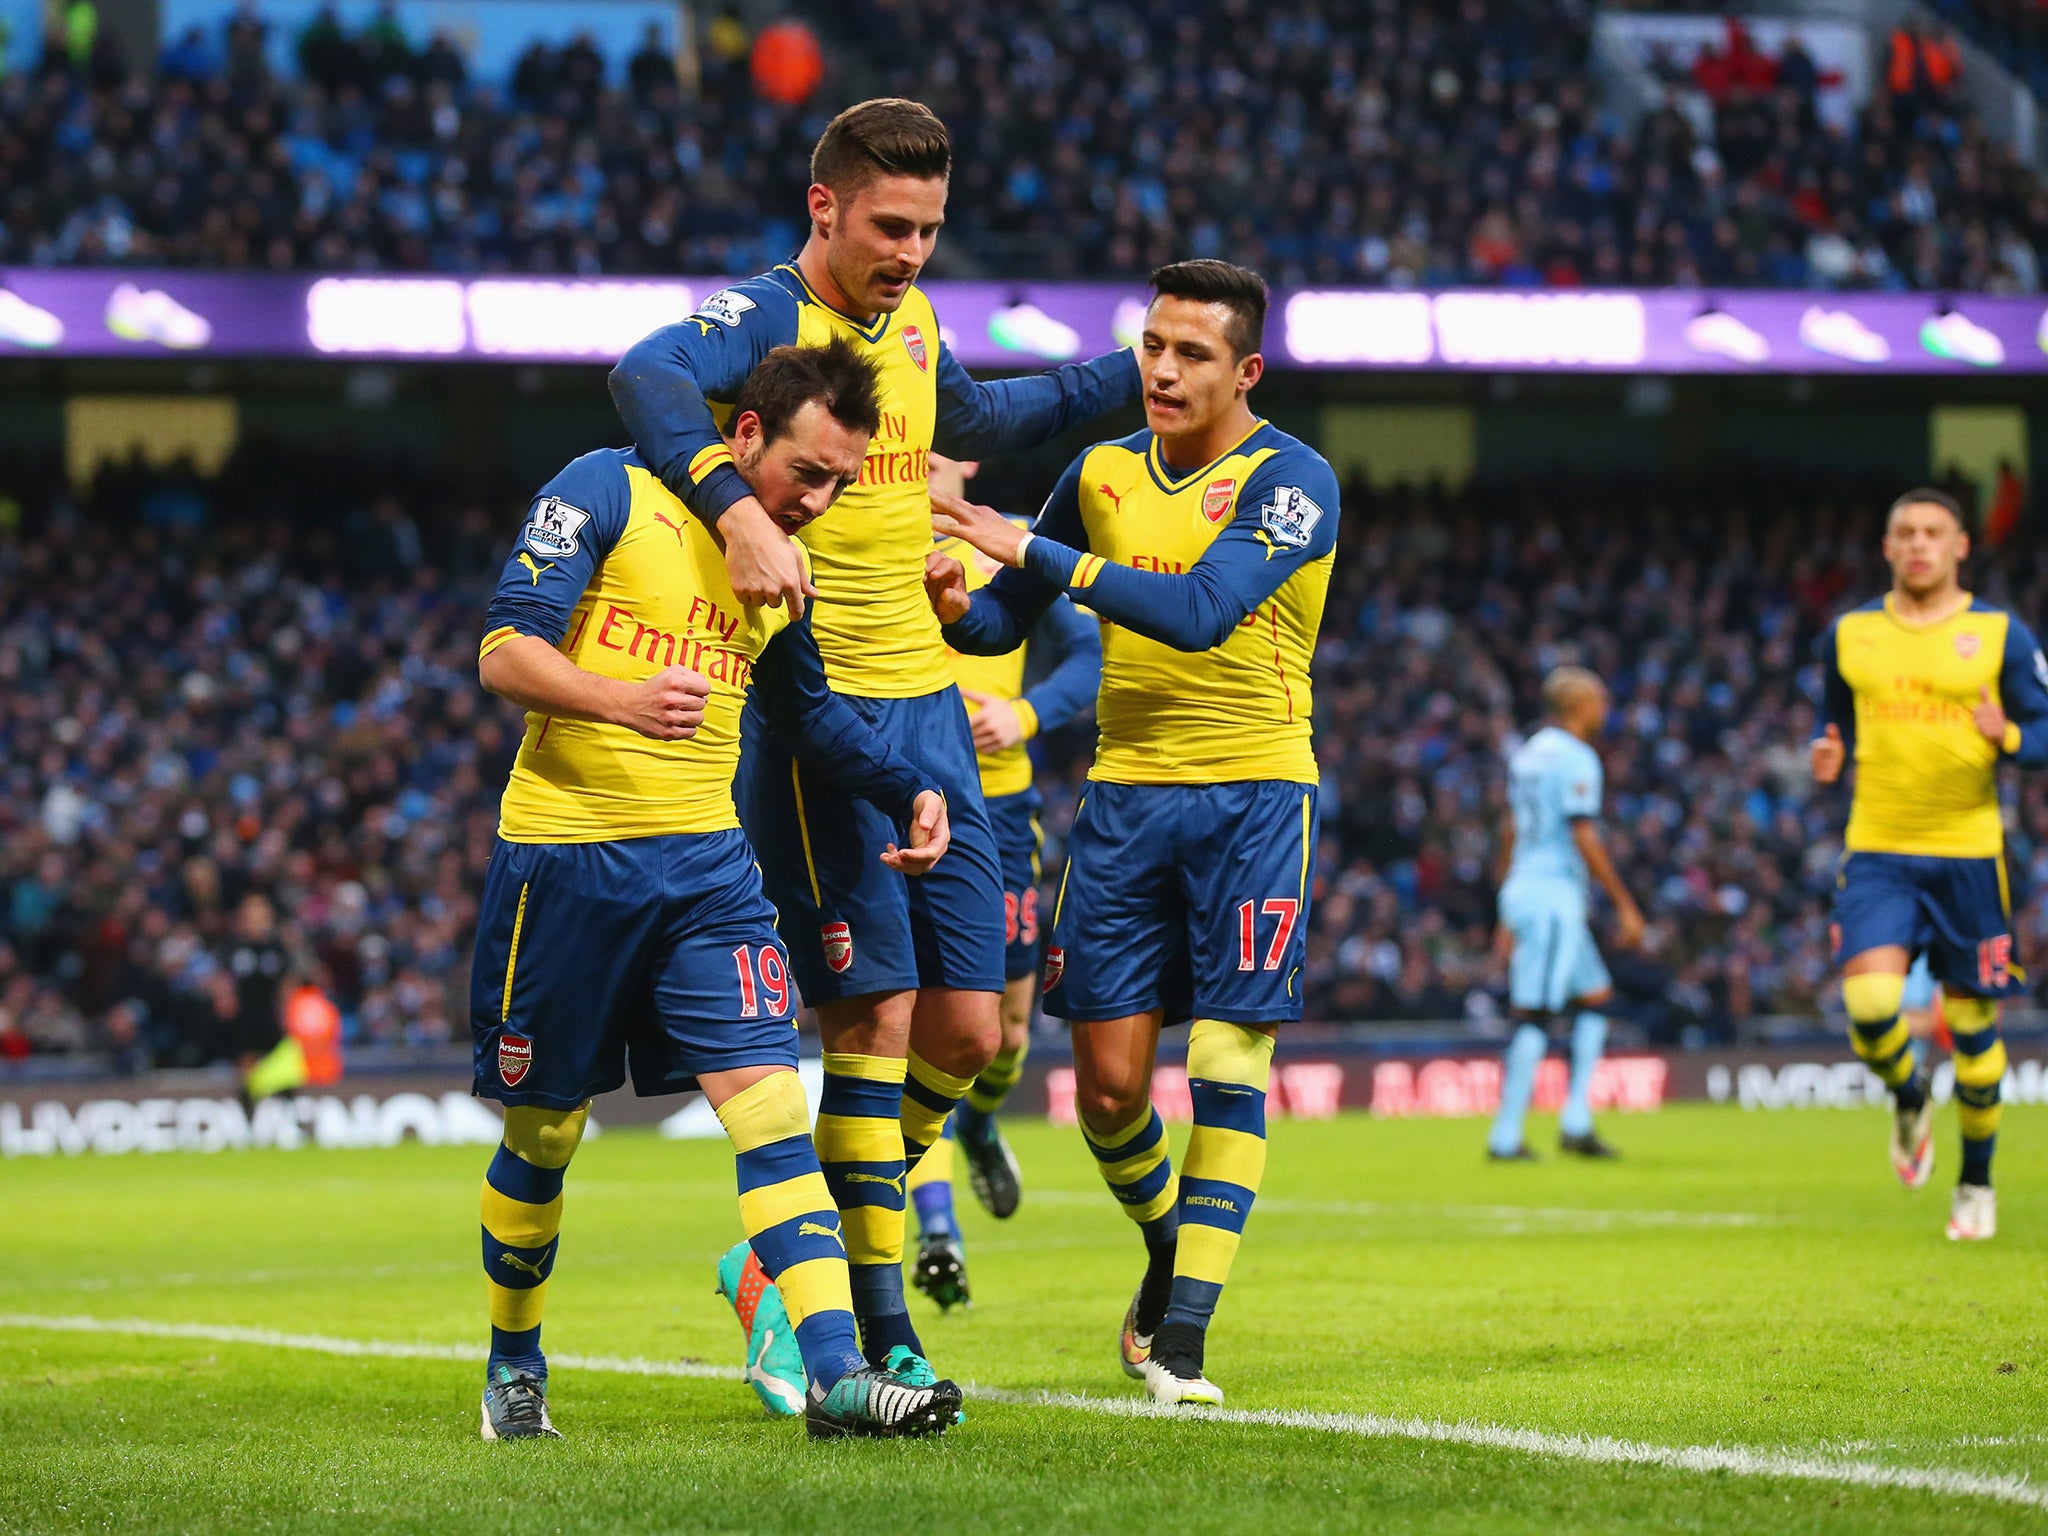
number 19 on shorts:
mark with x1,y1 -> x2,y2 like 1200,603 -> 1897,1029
732,943 -> 792,1019
1236,898 -> 1300,972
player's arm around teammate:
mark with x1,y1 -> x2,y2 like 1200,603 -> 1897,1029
1808,487 -> 2048,1239
609,100 -> 1139,619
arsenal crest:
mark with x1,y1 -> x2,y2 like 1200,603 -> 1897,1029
1201,478 -> 1236,523
821,920 -> 854,974
1956,632 -> 1981,659
1043,945 -> 1066,990
498,1034 -> 533,1088
902,324 -> 928,372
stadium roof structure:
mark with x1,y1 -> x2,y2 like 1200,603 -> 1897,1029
2,268 -> 2044,374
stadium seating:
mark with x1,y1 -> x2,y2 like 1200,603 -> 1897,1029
1,1 -> 2044,288
7,450 -> 2043,1065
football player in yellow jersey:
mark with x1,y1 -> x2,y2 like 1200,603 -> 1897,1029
1810,487 -> 2048,1242
469,340 -> 961,1443
908,456 -> 1103,1311
608,98 -> 1137,1385
931,261 -> 1339,1406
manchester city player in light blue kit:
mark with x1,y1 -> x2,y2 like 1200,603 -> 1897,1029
1488,667 -> 1646,1161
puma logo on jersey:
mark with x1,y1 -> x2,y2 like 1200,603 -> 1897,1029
798,1220 -> 847,1249
496,1250 -> 549,1280
516,552 -> 555,584
1099,482 -> 1128,512
652,511 -> 690,548
842,1171 -> 905,1194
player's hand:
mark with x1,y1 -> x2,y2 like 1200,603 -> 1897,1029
720,496 -> 815,619
1975,686 -> 2009,747
880,791 -> 950,875
613,665 -> 711,741
924,551 -> 971,624
1810,724 -> 1845,784
1614,904 -> 1647,951
931,487 -> 1027,567
962,688 -> 1024,751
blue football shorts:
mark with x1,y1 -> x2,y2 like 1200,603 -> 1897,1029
736,684 -> 1006,1006
1041,780 -> 1318,1026
469,830 -> 799,1109
1833,850 -> 2024,998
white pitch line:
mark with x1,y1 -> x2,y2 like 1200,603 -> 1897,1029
2,1314 -> 2039,1511
1028,1188 -> 1771,1228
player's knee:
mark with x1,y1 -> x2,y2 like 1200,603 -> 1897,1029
1841,972 -> 1906,1024
503,1103 -> 589,1169
1187,1018 -> 1276,1089
1074,1078 -> 1148,1136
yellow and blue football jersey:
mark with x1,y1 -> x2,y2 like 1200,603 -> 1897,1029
479,448 -> 932,842
609,265 -> 1138,699
1817,595 -> 2048,858
946,421 -> 1340,785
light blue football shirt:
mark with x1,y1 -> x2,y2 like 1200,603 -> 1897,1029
1505,725 -> 1604,894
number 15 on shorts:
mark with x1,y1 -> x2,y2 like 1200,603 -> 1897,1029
1236,899 -> 1300,972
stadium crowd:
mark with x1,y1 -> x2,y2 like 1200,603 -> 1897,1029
0,0 -> 2044,289
2,445 -> 2044,1069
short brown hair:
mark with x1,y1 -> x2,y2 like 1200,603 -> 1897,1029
1888,486 -> 1967,528
733,339 -> 881,445
810,98 -> 950,195
1150,259 -> 1270,360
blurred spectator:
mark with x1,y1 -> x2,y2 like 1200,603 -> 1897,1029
0,0 -> 2043,287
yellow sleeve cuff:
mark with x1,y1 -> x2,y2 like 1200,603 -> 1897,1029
2004,721 -> 2022,754
1013,699 -> 1040,741
479,625 -> 521,661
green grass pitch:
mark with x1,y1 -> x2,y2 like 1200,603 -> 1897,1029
4,1102 -> 2046,1534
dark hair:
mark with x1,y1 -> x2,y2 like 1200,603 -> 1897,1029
734,339 -> 881,445
810,98 -> 950,194
1149,259 -> 1270,359
1888,486 -> 1967,528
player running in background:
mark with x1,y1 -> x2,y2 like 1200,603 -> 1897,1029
608,98 -> 1138,1392
928,260 -> 1337,1407
907,453 -> 1102,1311
1486,668 -> 1645,1162
1811,487 -> 2048,1241
470,341 -> 961,1442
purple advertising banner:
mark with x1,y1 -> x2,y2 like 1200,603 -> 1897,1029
1,267 -> 2044,373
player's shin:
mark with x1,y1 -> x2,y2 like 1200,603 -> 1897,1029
816,1052 -> 923,1365
1844,972 -> 1925,1106
1160,1021 -> 1274,1348
1080,1101 -> 1180,1264
481,1103 -> 588,1381
1560,1012 -> 1607,1139
716,1071 -> 865,1391
1489,1023 -> 1547,1156
902,1049 -> 976,1167
1946,997 -> 2007,1187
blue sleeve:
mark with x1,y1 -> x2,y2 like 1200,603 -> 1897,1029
1020,444 -> 1342,653
1999,616 -> 2048,767
1020,595 -> 1102,735
939,452 -> 1088,656
932,341 -> 1140,458
753,615 -> 939,818
481,453 -> 632,648
1815,621 -> 1855,753
607,276 -> 800,525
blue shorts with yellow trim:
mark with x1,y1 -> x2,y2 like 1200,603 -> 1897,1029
469,831 -> 799,1109
736,685 -> 1005,1005
987,787 -> 1045,982
1043,780 -> 1318,1025
1833,850 -> 2024,999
